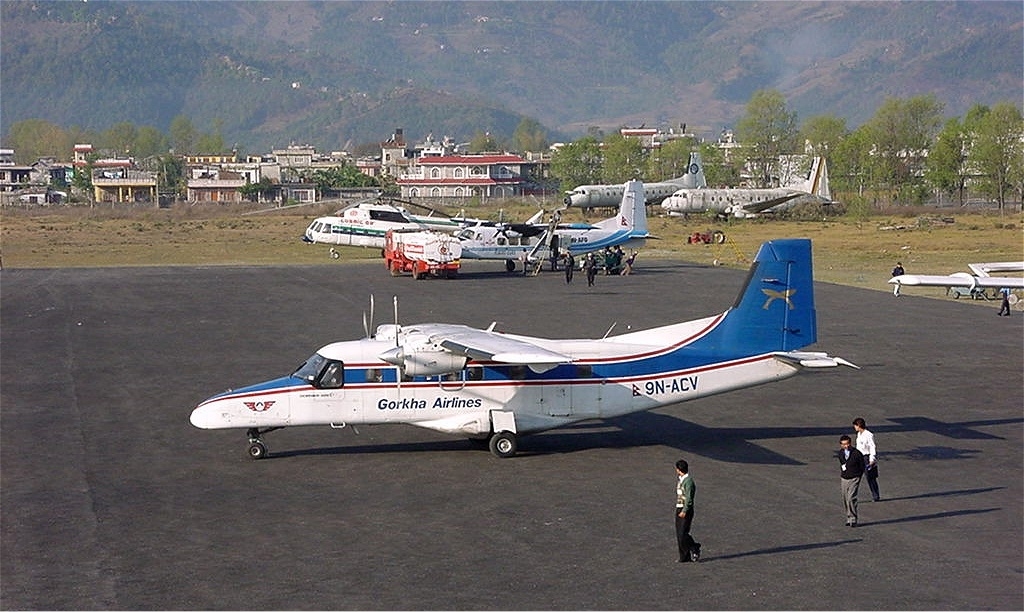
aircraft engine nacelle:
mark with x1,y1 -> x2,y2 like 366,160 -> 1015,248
378,344 -> 468,377
402,350 -> 468,377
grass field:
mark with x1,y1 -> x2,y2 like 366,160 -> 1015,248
2,201 -> 1021,302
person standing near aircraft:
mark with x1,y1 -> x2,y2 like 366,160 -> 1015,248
564,251 -> 575,284
853,418 -> 880,502
585,252 -> 598,286
621,250 -> 638,275
891,261 -> 905,296
675,459 -> 700,562
997,287 -> 1011,316
838,435 -> 865,527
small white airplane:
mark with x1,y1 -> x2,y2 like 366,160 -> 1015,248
660,153 -> 832,219
190,238 -> 857,459
457,179 -> 652,271
888,261 -> 1024,297
563,152 -> 706,209
303,199 -> 463,248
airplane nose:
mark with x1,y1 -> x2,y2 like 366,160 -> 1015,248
190,402 -> 219,429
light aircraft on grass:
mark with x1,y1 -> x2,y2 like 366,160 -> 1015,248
888,261 -> 1024,297
190,238 -> 857,459
563,152 -> 706,209
660,153 -> 832,219
457,179 -> 651,271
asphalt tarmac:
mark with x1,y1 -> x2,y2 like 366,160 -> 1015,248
2,255 -> 1021,610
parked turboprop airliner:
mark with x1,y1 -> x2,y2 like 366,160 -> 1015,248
660,153 -> 832,219
190,238 -> 857,459
563,152 -> 706,208
457,179 -> 651,270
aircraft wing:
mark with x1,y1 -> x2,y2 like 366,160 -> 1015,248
737,192 -> 804,215
416,323 -> 572,373
889,273 -> 1024,289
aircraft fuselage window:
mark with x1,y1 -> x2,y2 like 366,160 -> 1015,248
467,366 -> 484,381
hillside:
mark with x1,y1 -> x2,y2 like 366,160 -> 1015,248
1,1 -> 1021,152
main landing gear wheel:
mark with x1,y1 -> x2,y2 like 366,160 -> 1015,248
489,431 -> 518,458
505,259 -> 516,273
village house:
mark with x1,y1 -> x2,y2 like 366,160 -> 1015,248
396,152 -> 540,200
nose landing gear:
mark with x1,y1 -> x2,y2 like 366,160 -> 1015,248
246,427 -> 283,460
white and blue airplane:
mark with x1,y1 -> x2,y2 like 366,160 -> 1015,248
456,179 -> 652,270
190,238 -> 857,459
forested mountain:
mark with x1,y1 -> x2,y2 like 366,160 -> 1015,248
2,0 -> 1021,153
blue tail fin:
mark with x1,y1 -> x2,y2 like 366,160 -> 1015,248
706,239 -> 818,354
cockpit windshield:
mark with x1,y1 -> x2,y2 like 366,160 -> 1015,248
292,354 -> 345,389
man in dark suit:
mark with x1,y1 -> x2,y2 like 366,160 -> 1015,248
838,434 -> 865,527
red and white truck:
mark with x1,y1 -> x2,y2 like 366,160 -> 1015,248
384,229 -> 462,279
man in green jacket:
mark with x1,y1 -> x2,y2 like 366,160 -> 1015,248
675,459 -> 701,562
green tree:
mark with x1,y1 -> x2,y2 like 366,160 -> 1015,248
239,177 -> 276,203
157,155 -> 186,200
863,95 -> 944,204
550,136 -> 602,190
134,126 -> 170,159
925,116 -> 971,206
5,119 -> 71,163
698,142 -> 741,188
799,114 -> 848,158
647,137 -> 696,181
101,122 -> 138,155
468,130 -> 501,153
736,89 -> 799,187
600,133 -> 646,183
832,125 -> 875,198
169,115 -> 196,154
971,101 -> 1024,211
510,118 -> 547,153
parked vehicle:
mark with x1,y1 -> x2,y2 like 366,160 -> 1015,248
384,229 -> 461,279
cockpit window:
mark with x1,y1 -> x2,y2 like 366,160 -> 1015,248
293,354 -> 345,388
318,361 -> 345,388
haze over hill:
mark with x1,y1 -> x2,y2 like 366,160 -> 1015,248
2,0 -> 1021,153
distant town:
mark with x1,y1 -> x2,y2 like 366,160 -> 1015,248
0,125 -> 727,207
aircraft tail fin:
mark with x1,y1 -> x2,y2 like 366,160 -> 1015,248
794,157 -> 831,200
701,239 -> 818,354
596,179 -> 647,234
667,151 -> 707,189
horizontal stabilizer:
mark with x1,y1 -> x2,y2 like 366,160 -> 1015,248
773,351 -> 860,369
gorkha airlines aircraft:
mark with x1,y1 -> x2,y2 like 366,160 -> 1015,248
190,238 -> 857,459
660,153 -> 832,219
888,261 -> 1024,297
303,200 -> 463,248
457,179 -> 652,270
563,153 -> 706,209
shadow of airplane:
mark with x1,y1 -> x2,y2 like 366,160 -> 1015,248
263,413 -> 1021,464
860,486 -> 1005,503
701,538 -> 862,563
855,507 -> 999,528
